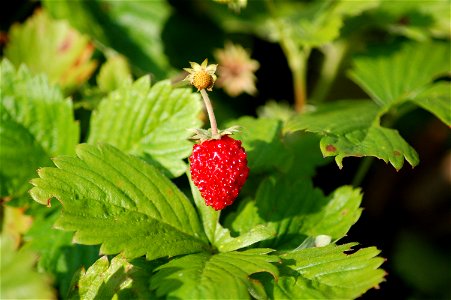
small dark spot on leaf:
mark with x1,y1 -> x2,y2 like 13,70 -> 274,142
46,198 -> 52,207
325,144 -> 336,152
58,34 -> 73,53
341,208 -> 349,216
398,16 -> 410,25
394,150 -> 401,156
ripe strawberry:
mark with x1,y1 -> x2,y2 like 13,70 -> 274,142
189,135 -> 249,210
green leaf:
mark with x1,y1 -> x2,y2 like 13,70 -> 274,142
320,125 -> 419,170
254,177 -> 363,249
0,59 -> 79,197
97,55 -> 132,93
375,0 -> 451,40
4,10 -> 96,93
226,175 -> 363,250
0,236 -> 55,299
349,42 -> 450,111
226,116 -> 292,173
23,210 -> 100,297
272,0 -> 379,48
285,100 -> 419,170
409,82 -> 451,126
68,255 -> 154,300
255,177 -> 327,249
285,100 -> 380,134
269,1 -> 342,48
274,243 -> 385,299
88,78 -> 202,177
151,249 -> 279,299
30,143 -> 208,260
302,186 -> 363,240
44,0 -> 172,79
188,173 -> 274,252
283,132 -> 332,179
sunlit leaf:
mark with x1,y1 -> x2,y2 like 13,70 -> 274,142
44,0 -> 171,79
0,59 -> 79,197
188,173 -> 274,252
30,144 -> 208,260
67,255 -> 154,300
349,42 -> 450,111
4,10 -> 96,93
97,55 -> 132,93
88,78 -> 202,177
285,100 -> 419,169
151,249 -> 279,299
273,243 -> 385,299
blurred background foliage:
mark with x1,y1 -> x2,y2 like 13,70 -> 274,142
1,0 -> 450,299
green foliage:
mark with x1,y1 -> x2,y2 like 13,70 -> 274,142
227,177 -> 362,249
96,55 -> 132,93
30,144 -> 208,260
349,42 -> 450,113
0,236 -> 55,299
4,10 -> 96,93
0,59 -> 79,197
188,173 -> 275,252
151,249 -> 279,299
23,210 -> 100,297
285,41 -> 449,169
88,78 -> 202,177
43,0 -> 172,79
67,255 -> 155,300
226,116 -> 291,173
4,0 -> 448,298
273,243 -> 385,299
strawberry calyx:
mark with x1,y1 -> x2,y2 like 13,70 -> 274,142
188,125 -> 241,142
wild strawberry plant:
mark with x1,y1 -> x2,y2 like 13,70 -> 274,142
1,1 -> 449,299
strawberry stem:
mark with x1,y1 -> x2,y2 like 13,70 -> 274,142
200,89 -> 219,137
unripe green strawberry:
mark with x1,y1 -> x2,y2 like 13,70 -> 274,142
189,135 -> 249,210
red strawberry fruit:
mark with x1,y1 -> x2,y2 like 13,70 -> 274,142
189,135 -> 249,210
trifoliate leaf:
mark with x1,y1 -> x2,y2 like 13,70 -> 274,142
273,243 -> 385,299
0,59 -> 79,197
4,10 -> 96,93
0,236 -> 55,299
285,100 -> 419,170
188,173 -> 274,252
97,55 -> 132,93
226,117 -> 292,173
67,255 -> 154,300
43,0 -> 171,79
30,144 -> 208,260
409,82 -> 451,126
151,249 -> 279,299
88,78 -> 202,177
349,42 -> 450,112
